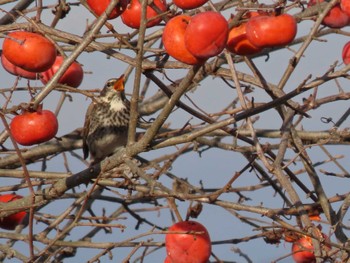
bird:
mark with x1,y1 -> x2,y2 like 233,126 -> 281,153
82,75 -> 130,164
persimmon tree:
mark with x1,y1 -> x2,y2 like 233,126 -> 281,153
0,0 -> 350,262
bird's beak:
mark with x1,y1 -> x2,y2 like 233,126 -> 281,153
113,74 -> 125,91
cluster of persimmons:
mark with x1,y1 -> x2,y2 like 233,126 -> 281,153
2,0 -> 350,262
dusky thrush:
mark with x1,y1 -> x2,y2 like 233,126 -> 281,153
83,75 -> 130,164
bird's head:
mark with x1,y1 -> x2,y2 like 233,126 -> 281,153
100,75 -> 126,102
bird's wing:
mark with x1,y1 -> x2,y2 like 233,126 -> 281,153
82,102 -> 94,160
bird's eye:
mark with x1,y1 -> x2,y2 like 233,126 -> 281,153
106,79 -> 117,88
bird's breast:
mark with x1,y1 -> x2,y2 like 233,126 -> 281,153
110,101 -> 127,112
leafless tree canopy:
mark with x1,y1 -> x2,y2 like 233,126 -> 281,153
0,0 -> 350,262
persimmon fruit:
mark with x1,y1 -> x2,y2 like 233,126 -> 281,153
121,0 -> 167,28
2,31 -> 56,72
309,0 -> 350,28
86,0 -> 128,19
342,41 -> 350,64
40,55 -> 84,88
1,53 -> 37,79
246,14 -> 297,48
226,12 -> 262,55
163,14 -> 205,65
0,194 -> 27,230
173,0 -> 208,10
341,0 -> 350,17
10,109 -> 59,146
165,221 -> 211,263
184,11 -> 229,59
292,233 -> 330,263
